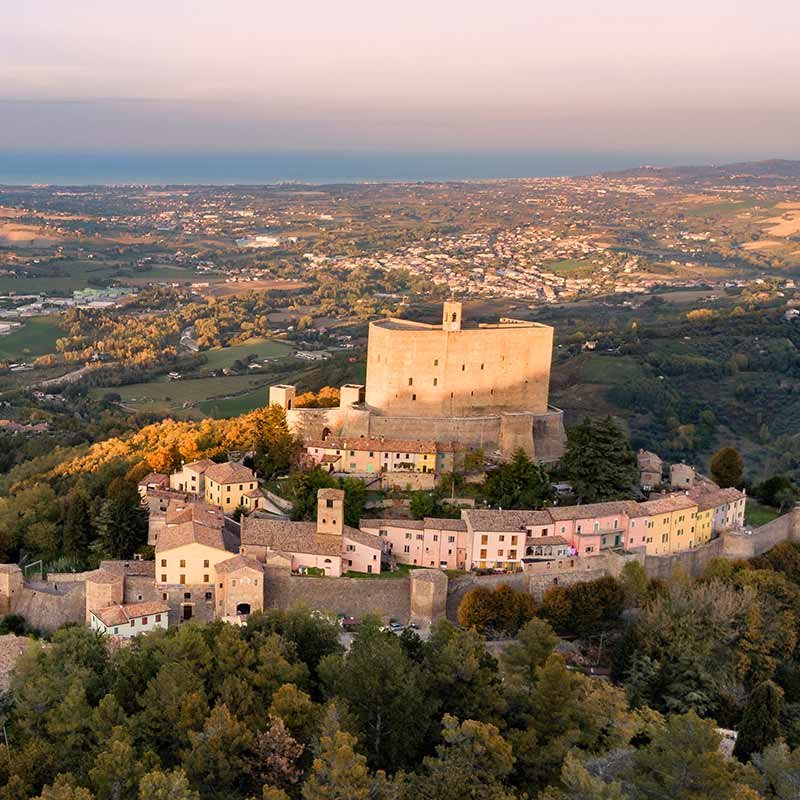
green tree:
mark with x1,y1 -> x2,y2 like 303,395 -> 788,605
89,729 -> 149,800
62,491 -> 92,564
627,711 -> 746,800
555,753 -> 629,800
302,723 -> 383,800
619,561 -> 649,608
138,770 -> 200,800
710,447 -> 744,488
184,704 -> 255,800
501,617 -> 558,685
412,715 -> 514,800
35,776 -> 95,800
91,478 -> 147,560
409,491 -> 436,520
340,477 -> 366,528
246,716 -> 304,791
752,740 -> 800,800
287,468 -> 338,521
734,680 -> 785,762
483,448 -> 553,509
319,623 -> 431,771
561,417 -> 638,503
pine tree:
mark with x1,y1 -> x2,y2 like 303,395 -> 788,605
733,680 -> 784,763
710,447 -> 744,488
561,417 -> 638,503
62,491 -> 92,564
302,725 -> 377,800
138,770 -> 200,800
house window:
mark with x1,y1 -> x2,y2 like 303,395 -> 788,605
509,550 -> 516,559
130,620 -> 135,627
480,549 -> 487,559
408,377 -> 413,386
481,535 -> 488,545
205,592 -> 212,601
498,549 -> 504,557
184,592 -> 191,600
412,394 -> 416,401
326,499 -> 334,508
203,560 -> 209,568
179,574 -> 186,585
448,535 -> 455,543
161,574 -> 167,582
511,535 -> 518,545
499,535 -> 505,542
434,359 -> 438,366
203,574 -> 210,582
433,378 -> 438,386
162,593 -> 168,601
142,617 -> 148,625
161,559 -> 166,567
404,545 -> 410,553
155,614 -> 161,623
405,532 -> 412,539
180,559 -> 186,568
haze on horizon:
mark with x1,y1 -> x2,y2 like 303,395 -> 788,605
2,0 -> 799,167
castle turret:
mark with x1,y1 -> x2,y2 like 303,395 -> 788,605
316,488 -> 344,536
442,300 -> 462,332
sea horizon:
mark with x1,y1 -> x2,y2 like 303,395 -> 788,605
0,150 -> 682,187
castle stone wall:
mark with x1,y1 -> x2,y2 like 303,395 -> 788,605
365,319 -> 553,417
16,582 -> 85,632
263,569 -> 411,621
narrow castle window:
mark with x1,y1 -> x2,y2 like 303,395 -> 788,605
461,364 -> 465,371
434,359 -> 438,366
433,378 -> 437,386
408,377 -> 413,386
412,394 -> 416,401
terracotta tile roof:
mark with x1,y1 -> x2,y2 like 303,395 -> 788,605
215,555 -> 265,574
205,461 -> 257,485
242,518 -> 343,557
138,472 -> 168,487
359,518 -> 426,530
244,488 -> 266,498
165,499 -> 224,528
183,459 -> 216,474
546,501 -> 637,521
84,568 -> 123,584
687,485 -> 745,511
157,500 -> 231,553
463,509 -> 553,531
630,494 -> 698,517
423,517 -> 467,531
306,437 -> 460,454
91,602 -> 170,627
342,527 -> 382,550
526,535 -> 569,545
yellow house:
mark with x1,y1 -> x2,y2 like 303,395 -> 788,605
204,462 -> 262,513
694,504 -> 715,545
155,501 -> 236,587
628,494 -> 699,555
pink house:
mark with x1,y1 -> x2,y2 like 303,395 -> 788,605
240,489 -> 381,576
360,517 -> 467,570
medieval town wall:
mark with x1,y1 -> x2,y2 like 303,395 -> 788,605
15,582 -> 85,632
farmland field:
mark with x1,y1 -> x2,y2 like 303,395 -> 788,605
0,315 -> 63,361
199,338 -> 293,371
90,374 -> 274,416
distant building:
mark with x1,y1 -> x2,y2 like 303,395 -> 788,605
203,461 -> 263,513
637,449 -> 663,490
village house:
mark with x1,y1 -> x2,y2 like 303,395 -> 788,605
241,489 -> 382,576
305,436 -> 461,479
203,461 -> 264,513
359,517 -> 467,570
89,601 -> 170,638
637,449 -> 663,490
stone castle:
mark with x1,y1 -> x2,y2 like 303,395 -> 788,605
272,301 -> 566,460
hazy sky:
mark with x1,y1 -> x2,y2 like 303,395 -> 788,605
2,0 -> 799,161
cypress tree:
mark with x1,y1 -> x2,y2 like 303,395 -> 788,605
733,680 -> 784,762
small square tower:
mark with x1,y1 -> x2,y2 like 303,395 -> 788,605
269,384 -> 296,411
316,488 -> 345,536
442,301 -> 462,332
339,384 -> 365,407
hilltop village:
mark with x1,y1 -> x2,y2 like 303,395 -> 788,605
0,303 -> 751,635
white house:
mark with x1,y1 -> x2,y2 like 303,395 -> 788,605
89,601 -> 170,638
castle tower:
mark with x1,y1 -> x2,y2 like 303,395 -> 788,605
269,384 -> 296,411
316,488 -> 344,536
442,301 -> 462,332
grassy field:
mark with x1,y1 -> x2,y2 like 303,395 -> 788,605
580,355 -> 645,385
199,338 -> 293,371
343,564 -> 421,580
745,500 -> 781,528
0,316 -> 63,361
91,374 -> 273,416
546,258 -> 595,277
